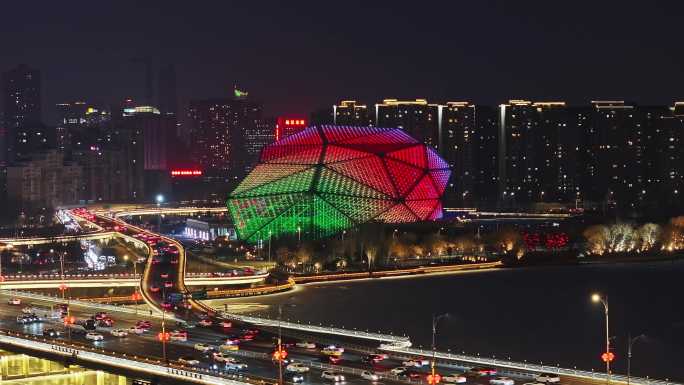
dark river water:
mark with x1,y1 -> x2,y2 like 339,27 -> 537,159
226,260 -> 684,381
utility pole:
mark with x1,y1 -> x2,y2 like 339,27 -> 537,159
431,314 -> 449,385
627,333 -> 645,385
278,305 -> 283,385
592,294 -> 611,385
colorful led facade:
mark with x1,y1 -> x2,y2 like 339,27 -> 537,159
227,125 -> 451,243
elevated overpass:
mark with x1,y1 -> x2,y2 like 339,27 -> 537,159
0,273 -> 269,289
109,206 -> 228,218
0,231 -> 117,247
0,331 -> 259,385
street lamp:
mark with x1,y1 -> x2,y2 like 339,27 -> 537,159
276,303 -> 296,385
431,313 -> 450,384
297,226 -> 301,244
627,333 -> 646,385
156,194 -> 164,232
592,293 -> 612,384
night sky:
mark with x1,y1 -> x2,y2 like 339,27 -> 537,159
2,1 -> 683,122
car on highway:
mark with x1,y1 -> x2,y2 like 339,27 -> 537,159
328,355 -> 342,364
470,367 -> 498,376
296,341 -> 316,349
164,281 -> 173,288
220,344 -> 239,352
178,356 -> 200,366
136,320 -> 152,329
21,306 -> 33,314
85,332 -> 104,341
198,318 -> 213,327
443,374 -> 468,383
286,362 -> 310,373
239,332 -> 255,341
402,359 -> 428,367
150,285 -> 160,293
170,331 -> 187,341
225,358 -> 248,371
218,321 -> 232,328
161,301 -> 173,310
285,373 -> 305,383
94,312 -> 108,320
224,335 -> 241,345
490,377 -> 515,385
43,328 -> 61,337
128,326 -> 145,334
362,354 -> 386,364
321,345 -> 344,356
535,374 -> 561,383
8,298 -> 21,305
322,371 -> 345,382
170,258 -> 179,264
212,352 -> 230,362
97,318 -> 114,327
361,370 -> 381,381
110,329 -> 128,337
390,367 -> 408,375
160,273 -> 169,279
16,314 -> 41,324
401,371 -> 422,379
193,343 -> 213,352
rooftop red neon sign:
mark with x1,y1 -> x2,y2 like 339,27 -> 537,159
171,170 -> 203,177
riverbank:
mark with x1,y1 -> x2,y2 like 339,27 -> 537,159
505,249 -> 684,267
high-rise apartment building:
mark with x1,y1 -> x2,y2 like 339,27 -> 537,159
245,118 -> 274,166
6,150 -> 82,208
375,99 -> 441,149
498,100 -> 539,205
187,96 -> 264,180
441,103 -> 501,207
333,100 -> 371,126
2,64 -> 43,161
532,102 -> 579,203
55,102 -> 111,152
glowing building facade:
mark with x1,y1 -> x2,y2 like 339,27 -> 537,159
227,125 -> 450,243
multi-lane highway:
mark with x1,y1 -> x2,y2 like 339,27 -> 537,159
16,207 -> 676,385
0,289 -> 549,385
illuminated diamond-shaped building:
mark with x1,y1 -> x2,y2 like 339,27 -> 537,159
227,125 -> 451,243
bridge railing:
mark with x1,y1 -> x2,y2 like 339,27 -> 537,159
218,311 -> 411,345
0,289 -> 183,322
0,271 -> 267,282
0,330 -> 262,385
382,346 -> 682,385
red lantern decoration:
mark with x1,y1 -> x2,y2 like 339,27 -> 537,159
601,352 -> 615,362
428,374 -> 442,384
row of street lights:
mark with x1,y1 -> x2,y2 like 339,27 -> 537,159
426,295 -> 643,385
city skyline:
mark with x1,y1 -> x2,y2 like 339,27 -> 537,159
1,1 -> 684,122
